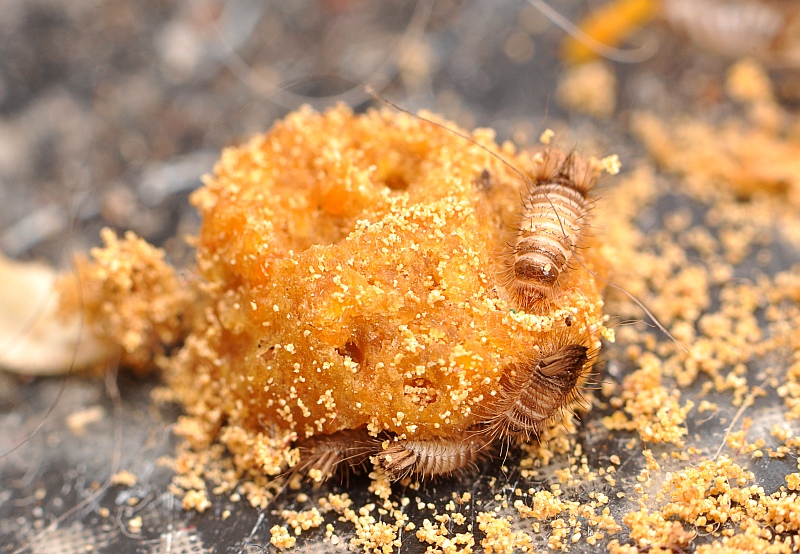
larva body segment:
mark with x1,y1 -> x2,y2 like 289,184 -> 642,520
479,335 -> 594,445
290,427 -> 377,486
506,148 -> 597,310
377,435 -> 488,481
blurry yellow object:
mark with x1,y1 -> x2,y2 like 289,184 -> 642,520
557,60 -> 618,118
561,0 -> 659,64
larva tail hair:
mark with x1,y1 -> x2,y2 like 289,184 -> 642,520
288,427 -> 378,488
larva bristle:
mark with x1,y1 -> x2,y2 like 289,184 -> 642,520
531,148 -> 598,195
377,435 -> 489,481
503,148 -> 597,311
478,335 -> 595,445
289,427 -> 378,487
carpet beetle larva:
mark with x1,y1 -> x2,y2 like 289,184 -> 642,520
290,427 -> 377,486
376,435 -> 489,481
503,148 -> 597,312
477,331 -> 596,445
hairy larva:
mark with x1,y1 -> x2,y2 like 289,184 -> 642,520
477,332 -> 596,445
289,427 -> 377,486
376,435 -> 488,481
503,148 -> 597,311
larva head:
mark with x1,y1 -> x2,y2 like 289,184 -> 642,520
377,441 -> 420,481
506,259 -> 561,311
513,247 -> 564,288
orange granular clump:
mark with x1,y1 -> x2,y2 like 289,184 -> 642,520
66,228 -> 195,373
162,104 -> 609,443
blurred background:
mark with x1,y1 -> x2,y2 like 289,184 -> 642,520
2,0 -> 799,552
7,0 -> 782,266
0,0 -> 573,267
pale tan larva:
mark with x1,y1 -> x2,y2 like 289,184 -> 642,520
376,435 -> 489,481
290,427 -> 378,486
477,333 -> 595,445
504,148 -> 597,311
663,0 -> 791,62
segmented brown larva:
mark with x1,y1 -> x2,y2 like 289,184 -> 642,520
376,435 -> 488,481
504,148 -> 597,311
477,333 -> 595,445
289,427 -> 378,487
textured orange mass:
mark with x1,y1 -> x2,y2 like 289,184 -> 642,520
167,104 -> 609,442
